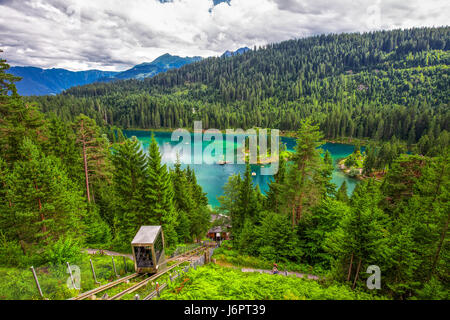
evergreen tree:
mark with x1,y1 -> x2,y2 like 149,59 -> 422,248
0,139 -> 86,252
145,135 -> 178,246
326,180 -> 389,288
45,116 -> 83,184
363,144 -> 377,175
171,156 -> 195,214
297,198 -> 350,267
111,136 -> 149,246
266,152 -> 286,212
282,118 -> 326,228
0,53 -> 43,163
234,164 -> 258,240
336,181 -> 349,203
186,166 -> 208,208
217,174 -> 242,216
73,114 -> 111,203
321,150 -> 336,196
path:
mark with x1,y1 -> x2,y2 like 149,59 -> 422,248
85,249 -> 134,261
240,268 -> 320,280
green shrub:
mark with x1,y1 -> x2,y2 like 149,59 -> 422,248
0,233 -> 29,267
348,167 -> 360,177
344,156 -> 357,168
213,247 -> 327,276
415,277 -> 449,300
159,264 -> 385,300
44,237 -> 82,266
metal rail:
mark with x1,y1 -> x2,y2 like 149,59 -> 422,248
109,246 -> 206,300
70,245 -> 205,301
165,244 -> 205,263
143,283 -> 167,300
69,272 -> 141,300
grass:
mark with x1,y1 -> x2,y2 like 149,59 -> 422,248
0,252 -> 134,300
0,241 -> 205,300
212,246 -> 329,276
157,264 -> 385,300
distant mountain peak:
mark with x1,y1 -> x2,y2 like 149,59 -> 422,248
9,53 -> 203,95
222,47 -> 250,58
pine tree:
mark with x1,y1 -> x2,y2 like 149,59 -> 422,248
217,173 -> 242,216
265,152 -> 286,212
234,164 -> 258,239
321,150 -> 336,196
186,166 -> 208,208
283,118 -> 326,228
145,134 -> 178,246
0,53 -> 43,163
336,181 -> 349,203
298,198 -> 351,268
73,114 -> 111,203
171,156 -> 194,214
0,138 -> 86,251
45,116 -> 83,184
111,136 -> 149,246
384,217 -> 420,298
189,206 -> 211,243
326,179 -> 389,288
363,144 -> 377,175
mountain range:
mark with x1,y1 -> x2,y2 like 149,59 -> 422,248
9,47 -> 249,96
222,47 -> 250,58
9,54 -> 201,96
8,67 -> 117,96
109,54 -> 202,81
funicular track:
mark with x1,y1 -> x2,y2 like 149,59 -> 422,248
69,272 -> 142,300
70,244 -> 206,300
108,245 -> 207,300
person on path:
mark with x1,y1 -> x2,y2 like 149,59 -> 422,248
272,263 -> 279,275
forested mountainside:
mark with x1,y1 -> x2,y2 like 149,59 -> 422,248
8,67 -> 118,96
9,54 -> 202,96
1,28 -> 449,300
33,27 -> 449,149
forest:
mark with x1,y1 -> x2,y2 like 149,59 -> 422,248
31,27 -> 449,155
0,27 -> 448,300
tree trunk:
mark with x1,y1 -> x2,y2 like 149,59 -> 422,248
35,183 -> 46,235
352,258 -> 362,290
296,192 -> 304,223
291,204 -> 296,230
19,240 -> 27,255
347,252 -> 354,282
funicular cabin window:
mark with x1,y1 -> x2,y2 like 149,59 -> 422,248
154,232 -> 163,262
135,246 -> 154,267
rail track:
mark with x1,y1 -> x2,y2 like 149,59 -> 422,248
108,245 -> 206,300
165,244 -> 205,263
69,272 -> 142,300
70,244 -> 206,300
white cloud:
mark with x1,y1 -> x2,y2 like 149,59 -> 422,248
0,0 -> 448,71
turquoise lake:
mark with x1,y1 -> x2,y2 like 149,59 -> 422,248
125,130 -> 359,208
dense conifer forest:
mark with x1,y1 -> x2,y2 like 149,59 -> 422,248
33,27 -> 449,153
0,27 -> 448,300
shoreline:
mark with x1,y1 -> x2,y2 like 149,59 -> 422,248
123,127 -> 371,145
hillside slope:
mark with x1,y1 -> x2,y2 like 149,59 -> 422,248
9,54 -> 203,96
9,67 -> 117,96
31,27 -> 450,144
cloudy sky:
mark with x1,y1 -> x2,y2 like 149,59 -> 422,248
0,0 -> 448,71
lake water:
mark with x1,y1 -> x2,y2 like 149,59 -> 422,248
125,130 -> 359,208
